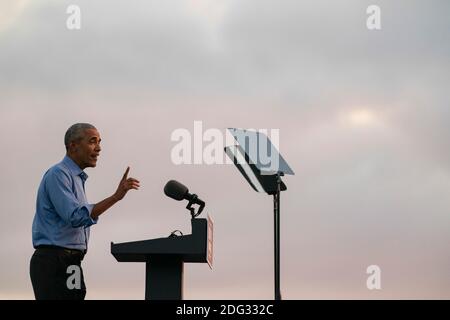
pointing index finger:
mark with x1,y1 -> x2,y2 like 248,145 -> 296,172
122,166 -> 130,181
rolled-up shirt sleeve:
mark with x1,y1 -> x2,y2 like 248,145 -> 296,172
46,168 -> 97,228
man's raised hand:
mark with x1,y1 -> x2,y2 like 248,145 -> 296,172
113,166 -> 140,201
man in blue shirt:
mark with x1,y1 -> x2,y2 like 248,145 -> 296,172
30,123 -> 140,300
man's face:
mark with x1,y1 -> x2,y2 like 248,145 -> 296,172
70,128 -> 102,169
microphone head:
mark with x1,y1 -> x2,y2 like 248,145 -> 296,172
164,180 -> 188,201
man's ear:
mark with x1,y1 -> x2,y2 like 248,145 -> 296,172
68,142 -> 77,153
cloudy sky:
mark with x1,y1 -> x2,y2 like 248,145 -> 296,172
0,0 -> 449,299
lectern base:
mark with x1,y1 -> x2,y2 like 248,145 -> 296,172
145,257 -> 184,300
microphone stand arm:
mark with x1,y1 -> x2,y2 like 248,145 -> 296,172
186,194 -> 205,218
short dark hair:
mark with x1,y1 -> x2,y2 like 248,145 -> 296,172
64,123 -> 96,151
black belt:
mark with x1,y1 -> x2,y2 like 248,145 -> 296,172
35,245 -> 86,256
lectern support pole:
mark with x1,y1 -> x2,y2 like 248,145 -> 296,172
145,258 -> 184,300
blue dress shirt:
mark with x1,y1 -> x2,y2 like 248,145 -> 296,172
32,155 -> 98,251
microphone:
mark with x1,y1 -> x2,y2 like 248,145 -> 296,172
164,180 -> 205,217
164,180 -> 189,201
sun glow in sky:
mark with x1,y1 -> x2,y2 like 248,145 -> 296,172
0,0 -> 29,32
346,109 -> 379,127
186,0 -> 230,26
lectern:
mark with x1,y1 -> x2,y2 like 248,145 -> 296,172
111,215 -> 213,300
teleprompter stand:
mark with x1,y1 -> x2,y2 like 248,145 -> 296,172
225,128 -> 294,300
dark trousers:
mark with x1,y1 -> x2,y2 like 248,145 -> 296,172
30,246 -> 86,300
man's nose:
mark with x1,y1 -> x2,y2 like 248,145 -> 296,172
95,144 -> 101,152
